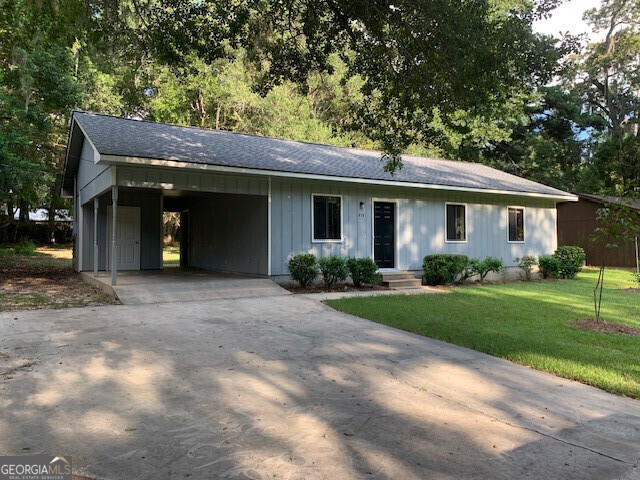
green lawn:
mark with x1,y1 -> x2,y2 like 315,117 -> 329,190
325,269 -> 640,398
163,243 -> 180,265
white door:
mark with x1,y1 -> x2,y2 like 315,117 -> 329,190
107,206 -> 141,271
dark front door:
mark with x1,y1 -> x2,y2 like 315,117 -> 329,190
374,202 -> 395,268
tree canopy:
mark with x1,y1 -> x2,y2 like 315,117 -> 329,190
1,0 -> 638,241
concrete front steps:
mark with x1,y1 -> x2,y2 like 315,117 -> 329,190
380,271 -> 423,289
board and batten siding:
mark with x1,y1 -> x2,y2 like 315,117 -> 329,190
76,139 -> 112,206
188,193 -> 268,275
80,188 -> 163,271
116,165 -> 269,196
270,178 -> 557,276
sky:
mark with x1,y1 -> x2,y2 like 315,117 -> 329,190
533,0 -> 604,40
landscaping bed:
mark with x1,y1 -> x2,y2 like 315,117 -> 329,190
571,318 -> 640,336
0,245 -> 118,311
325,268 -> 640,398
282,283 -> 387,294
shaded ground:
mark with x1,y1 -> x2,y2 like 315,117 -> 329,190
0,246 -> 117,311
326,269 -> 640,398
0,295 -> 639,479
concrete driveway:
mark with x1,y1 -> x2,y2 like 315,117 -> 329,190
1,295 -> 639,480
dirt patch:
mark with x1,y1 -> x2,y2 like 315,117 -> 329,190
1,272 -> 117,311
0,249 -> 118,311
36,246 -> 73,259
282,283 -> 389,294
623,288 -> 640,294
571,319 -> 640,336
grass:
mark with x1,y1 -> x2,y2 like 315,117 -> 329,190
0,244 -> 117,311
163,243 -> 180,265
0,244 -> 72,270
325,268 -> 640,398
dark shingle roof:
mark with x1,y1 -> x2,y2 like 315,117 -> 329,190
579,193 -> 640,211
73,111 -> 574,198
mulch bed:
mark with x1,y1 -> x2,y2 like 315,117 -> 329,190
571,319 -> 640,336
282,283 -> 388,294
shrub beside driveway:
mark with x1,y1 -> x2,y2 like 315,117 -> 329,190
326,268 -> 640,398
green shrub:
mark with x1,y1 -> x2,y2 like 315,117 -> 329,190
287,253 -> 318,287
459,258 -> 480,284
553,246 -> 586,279
538,255 -> 561,279
459,257 -> 504,284
14,240 -> 36,255
318,255 -> 348,289
516,255 -> 538,281
422,254 -> 469,285
346,257 -> 380,287
476,257 -> 504,282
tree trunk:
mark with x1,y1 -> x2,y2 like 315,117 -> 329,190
47,174 -> 62,244
7,197 -> 14,223
48,203 -> 56,244
18,199 -> 28,223
594,250 -> 608,323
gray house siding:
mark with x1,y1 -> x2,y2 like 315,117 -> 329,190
189,193 -> 268,275
77,139 -> 112,206
64,113 -> 576,282
270,178 -> 557,276
116,165 -> 269,196
76,161 -> 558,277
80,188 -> 163,271
117,166 -> 269,274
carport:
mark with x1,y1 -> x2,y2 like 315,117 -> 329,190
77,184 -> 269,286
81,268 -> 289,304
163,190 -> 268,275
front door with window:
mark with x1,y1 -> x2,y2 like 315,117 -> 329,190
107,206 -> 141,271
374,202 -> 395,268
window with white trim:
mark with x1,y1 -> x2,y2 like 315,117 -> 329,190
313,195 -> 342,241
508,207 -> 525,242
446,204 -> 466,242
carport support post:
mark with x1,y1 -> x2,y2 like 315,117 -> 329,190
93,197 -> 99,277
111,186 -> 118,286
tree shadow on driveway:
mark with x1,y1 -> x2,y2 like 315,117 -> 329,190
0,296 -> 638,479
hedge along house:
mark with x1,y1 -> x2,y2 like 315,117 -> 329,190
62,111 -> 578,286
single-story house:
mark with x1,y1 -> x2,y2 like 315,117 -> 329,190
62,111 -> 577,285
557,193 -> 640,268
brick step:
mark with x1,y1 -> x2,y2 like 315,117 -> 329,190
382,278 -> 423,289
380,272 -> 417,281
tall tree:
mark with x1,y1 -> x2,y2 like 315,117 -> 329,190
139,0 -> 563,171
565,0 -> 640,192
478,86 -> 606,191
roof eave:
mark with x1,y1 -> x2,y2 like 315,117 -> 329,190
101,154 -> 579,202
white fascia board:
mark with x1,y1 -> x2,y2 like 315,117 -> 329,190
101,154 -> 579,202
74,119 -> 101,163
61,115 -> 102,199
